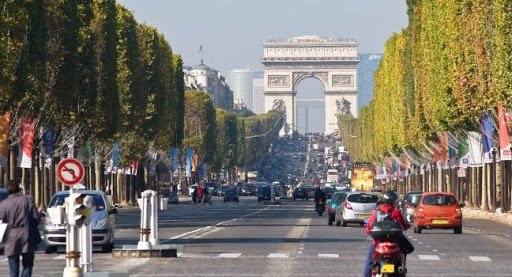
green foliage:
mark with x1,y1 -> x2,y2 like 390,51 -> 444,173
184,90 -> 216,163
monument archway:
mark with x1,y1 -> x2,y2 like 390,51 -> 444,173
262,35 -> 359,135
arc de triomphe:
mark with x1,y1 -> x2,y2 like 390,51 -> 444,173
262,36 -> 359,135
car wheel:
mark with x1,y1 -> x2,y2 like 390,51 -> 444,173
335,220 -> 341,226
341,218 -> 347,227
292,198 -> 296,201
101,243 -> 113,253
328,214 -> 334,225
454,226 -> 462,234
45,245 -> 57,254
224,199 -> 227,203
236,198 -> 239,202
258,198 -> 261,203
414,226 -> 422,234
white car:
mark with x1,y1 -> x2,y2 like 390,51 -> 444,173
339,192 -> 379,227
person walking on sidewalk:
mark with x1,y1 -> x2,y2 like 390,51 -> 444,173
0,180 -> 41,277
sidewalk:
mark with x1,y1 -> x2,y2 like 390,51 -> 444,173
462,206 -> 512,227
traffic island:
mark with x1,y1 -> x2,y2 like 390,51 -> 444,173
43,273 -> 129,277
112,244 -> 179,258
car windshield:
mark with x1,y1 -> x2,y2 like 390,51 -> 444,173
331,193 -> 345,204
407,194 -> 422,205
347,193 -> 378,203
49,193 -> 106,211
422,195 -> 457,206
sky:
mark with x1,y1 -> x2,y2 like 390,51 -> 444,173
117,0 -> 409,73
117,0 -> 409,133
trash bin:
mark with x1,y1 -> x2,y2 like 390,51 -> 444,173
160,197 -> 169,210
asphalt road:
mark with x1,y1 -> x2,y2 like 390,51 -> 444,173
1,197 -> 512,276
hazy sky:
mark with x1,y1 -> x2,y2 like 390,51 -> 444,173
117,0 -> 409,73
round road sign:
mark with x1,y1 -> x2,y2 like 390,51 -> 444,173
57,158 -> 85,186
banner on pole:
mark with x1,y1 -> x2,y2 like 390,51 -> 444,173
498,105 -> 511,160
468,132 -> 483,167
18,117 -> 34,168
184,148 -> 194,178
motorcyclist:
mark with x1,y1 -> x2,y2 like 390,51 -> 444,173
363,190 -> 410,277
314,186 -> 326,210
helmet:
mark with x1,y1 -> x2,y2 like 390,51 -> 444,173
316,186 -> 321,191
379,190 -> 398,206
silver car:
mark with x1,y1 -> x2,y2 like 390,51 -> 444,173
339,192 -> 379,227
43,190 -> 117,253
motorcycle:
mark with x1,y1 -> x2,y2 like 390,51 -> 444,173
369,221 -> 411,277
315,200 -> 325,216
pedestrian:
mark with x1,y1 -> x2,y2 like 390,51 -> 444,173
0,179 -> 41,277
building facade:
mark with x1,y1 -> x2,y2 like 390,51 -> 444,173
184,62 -> 234,111
224,69 -> 264,111
252,78 -> 265,114
357,53 -> 382,115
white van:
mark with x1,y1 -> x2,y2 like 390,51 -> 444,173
327,169 -> 339,183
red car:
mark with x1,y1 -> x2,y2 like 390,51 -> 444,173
413,192 -> 464,234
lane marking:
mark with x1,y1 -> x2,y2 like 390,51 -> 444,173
268,253 -> 289,258
53,255 -> 66,260
318,253 -> 339,258
161,207 -> 270,243
418,255 -> 440,260
469,256 -> 492,262
297,251 -> 303,255
432,249 -> 438,252
217,253 -> 242,258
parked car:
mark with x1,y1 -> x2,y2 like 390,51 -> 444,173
339,192 -> 379,227
217,185 -> 229,196
413,192 -> 463,234
323,186 -> 336,199
292,187 -> 309,201
43,190 -> 117,253
328,191 -> 347,226
240,183 -> 256,196
223,188 -> 239,203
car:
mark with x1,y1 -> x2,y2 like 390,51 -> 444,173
223,188 -> 239,203
292,187 -> 309,201
327,191 -> 347,226
413,192 -> 463,234
323,186 -> 336,199
43,190 -> 117,254
188,184 -> 198,197
399,191 -> 423,222
339,192 -> 379,227
257,185 -> 271,202
240,183 -> 256,196
217,185 -> 229,196
204,182 -> 217,195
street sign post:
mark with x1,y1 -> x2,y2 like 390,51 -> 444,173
57,158 -> 85,186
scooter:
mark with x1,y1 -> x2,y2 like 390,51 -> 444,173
316,200 -> 325,216
369,221 -> 410,277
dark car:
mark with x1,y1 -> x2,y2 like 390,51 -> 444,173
257,185 -> 271,202
223,188 -> 239,203
292,187 -> 309,201
241,183 -> 256,196
400,191 -> 423,223
323,187 -> 336,199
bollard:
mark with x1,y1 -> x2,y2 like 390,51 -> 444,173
137,191 -> 152,250
149,191 -> 159,246
270,185 -> 275,204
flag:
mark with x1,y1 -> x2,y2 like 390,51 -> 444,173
107,140 -> 121,173
149,150 -> 157,177
130,161 -> 139,176
43,128 -> 55,168
184,148 -> 194,178
498,105 -> 511,160
0,112 -> 10,168
458,133 -> 470,168
468,131 -> 483,167
482,113 -> 495,163
18,117 -> 35,168
192,153 -> 199,172
169,147 -> 179,177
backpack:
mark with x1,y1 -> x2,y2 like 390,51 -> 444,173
197,187 -> 204,196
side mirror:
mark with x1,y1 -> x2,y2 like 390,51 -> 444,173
109,208 -> 118,215
459,203 -> 465,208
40,210 -> 47,217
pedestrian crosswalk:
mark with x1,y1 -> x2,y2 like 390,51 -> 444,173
172,252 -> 493,262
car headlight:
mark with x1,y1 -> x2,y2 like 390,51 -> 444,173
95,217 -> 108,228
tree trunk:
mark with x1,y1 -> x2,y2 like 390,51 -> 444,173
95,156 -> 101,191
481,165 -> 488,211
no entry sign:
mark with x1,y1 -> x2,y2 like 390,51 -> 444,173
57,158 -> 85,186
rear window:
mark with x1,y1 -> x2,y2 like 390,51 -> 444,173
407,194 -> 422,205
347,193 -> 378,203
422,195 -> 457,206
49,193 -> 106,211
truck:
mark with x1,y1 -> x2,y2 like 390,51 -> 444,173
326,169 -> 339,183
350,162 -> 374,191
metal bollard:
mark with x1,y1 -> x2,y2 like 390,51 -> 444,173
149,190 -> 159,246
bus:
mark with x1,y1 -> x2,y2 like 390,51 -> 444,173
326,169 -> 339,183
350,162 -> 374,191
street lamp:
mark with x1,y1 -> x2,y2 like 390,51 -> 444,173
491,146 -> 497,210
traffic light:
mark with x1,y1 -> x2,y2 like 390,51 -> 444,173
66,192 -> 92,226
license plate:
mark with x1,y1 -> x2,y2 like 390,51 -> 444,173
432,219 -> 449,224
381,263 -> 395,273
358,214 -> 370,219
